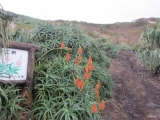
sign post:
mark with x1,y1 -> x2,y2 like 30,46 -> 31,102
0,38 -> 40,98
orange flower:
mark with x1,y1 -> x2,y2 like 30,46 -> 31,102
88,63 -> 94,71
77,80 -> 84,89
88,56 -> 92,64
60,41 -> 65,49
95,87 -> 100,98
78,46 -> 83,55
75,56 -> 82,65
95,81 -> 101,89
74,78 -> 80,86
65,53 -> 70,61
92,103 -> 97,113
85,65 -> 89,73
99,101 -> 106,110
95,81 -> 100,98
84,71 -> 90,80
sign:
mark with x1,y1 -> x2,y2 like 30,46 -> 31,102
0,48 -> 29,81
0,39 -> 40,87
0,39 -> 40,100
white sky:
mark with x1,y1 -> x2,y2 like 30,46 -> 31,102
1,0 -> 160,24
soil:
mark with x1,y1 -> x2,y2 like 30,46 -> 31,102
102,51 -> 160,120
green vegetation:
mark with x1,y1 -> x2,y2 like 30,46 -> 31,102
31,23 -> 114,119
132,19 -> 148,27
0,83 -> 27,119
95,37 -> 119,58
0,9 -> 119,119
137,27 -> 160,73
132,44 -> 140,51
119,42 -> 131,51
7,11 -> 45,27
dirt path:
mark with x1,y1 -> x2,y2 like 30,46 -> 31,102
102,51 -> 160,120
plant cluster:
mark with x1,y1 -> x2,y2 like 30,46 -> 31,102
6,11 -> 45,28
0,21 -> 116,119
119,42 -> 131,51
137,27 -> 160,73
0,83 -> 27,120
132,44 -> 140,52
32,42 -> 108,119
30,23 -> 114,119
95,37 -> 119,58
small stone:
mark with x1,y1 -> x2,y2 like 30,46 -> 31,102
146,102 -> 160,107
155,109 -> 160,114
148,115 -> 157,119
133,114 -> 140,117
114,110 -> 118,113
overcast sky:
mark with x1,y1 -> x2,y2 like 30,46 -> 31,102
1,0 -> 160,24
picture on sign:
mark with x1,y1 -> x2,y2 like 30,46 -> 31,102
0,48 -> 28,81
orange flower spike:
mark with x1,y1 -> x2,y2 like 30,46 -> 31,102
75,57 -> 79,65
77,80 -> 85,89
84,71 -> 90,80
88,56 -> 92,64
95,87 -> 100,98
99,100 -> 106,110
91,63 -> 94,71
75,61 -> 80,65
88,63 -> 94,71
96,81 -> 101,89
78,56 -> 82,61
75,58 -> 80,65
60,41 -> 65,49
78,46 -> 83,55
65,53 -> 70,61
92,102 -> 97,113
85,65 -> 89,73
75,56 -> 82,65
74,78 -> 80,86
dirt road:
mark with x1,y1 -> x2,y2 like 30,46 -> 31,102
102,51 -> 160,120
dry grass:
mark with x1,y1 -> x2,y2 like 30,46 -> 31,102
52,18 -> 158,46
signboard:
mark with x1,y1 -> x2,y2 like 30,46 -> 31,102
0,39 -> 40,87
0,48 -> 29,81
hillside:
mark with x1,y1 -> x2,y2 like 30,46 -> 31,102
53,18 -> 158,46
4,11 -> 159,46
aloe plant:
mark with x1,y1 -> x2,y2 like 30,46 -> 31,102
31,23 -> 113,120
137,27 -> 160,73
0,83 -> 27,119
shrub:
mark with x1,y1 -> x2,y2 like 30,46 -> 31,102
95,37 -> 119,58
119,42 -> 131,51
132,19 -> 147,27
132,44 -> 140,51
0,83 -> 27,120
137,27 -> 160,73
30,23 -> 114,119
31,23 -> 111,68
32,48 -> 105,119
0,21 -> 115,119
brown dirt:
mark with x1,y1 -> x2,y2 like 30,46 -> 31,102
102,51 -> 160,120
